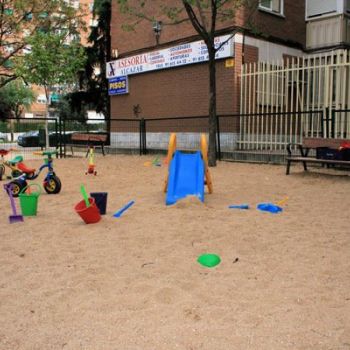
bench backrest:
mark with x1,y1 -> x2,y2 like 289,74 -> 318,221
71,133 -> 107,142
303,137 -> 350,149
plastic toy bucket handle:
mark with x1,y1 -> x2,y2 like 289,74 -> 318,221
19,183 -> 42,196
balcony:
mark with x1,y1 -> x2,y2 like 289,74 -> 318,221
306,0 -> 350,49
306,14 -> 350,49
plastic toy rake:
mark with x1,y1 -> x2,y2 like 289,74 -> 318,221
3,183 -> 24,224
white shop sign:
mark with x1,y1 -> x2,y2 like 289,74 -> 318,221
107,34 -> 234,78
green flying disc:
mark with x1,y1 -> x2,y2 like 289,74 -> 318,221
197,254 -> 221,268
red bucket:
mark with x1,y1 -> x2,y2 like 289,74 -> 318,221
74,197 -> 101,224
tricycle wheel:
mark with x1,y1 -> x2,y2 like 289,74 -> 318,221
0,164 -> 4,180
10,180 -> 27,198
44,175 -> 61,194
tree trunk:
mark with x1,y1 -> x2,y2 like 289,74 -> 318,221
208,48 -> 217,167
44,87 -> 50,148
10,119 -> 14,142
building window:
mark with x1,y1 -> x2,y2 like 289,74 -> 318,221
259,0 -> 283,15
37,95 -> 47,104
306,0 -> 337,19
90,18 -> 98,27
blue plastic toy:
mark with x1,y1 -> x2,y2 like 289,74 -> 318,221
113,200 -> 135,218
257,203 -> 282,214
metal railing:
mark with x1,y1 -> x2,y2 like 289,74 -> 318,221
0,117 -> 58,160
1,109 -> 349,164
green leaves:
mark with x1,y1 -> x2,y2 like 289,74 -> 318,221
0,0 -> 86,88
15,31 -> 87,88
0,79 -> 35,118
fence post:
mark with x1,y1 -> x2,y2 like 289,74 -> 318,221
323,108 -> 329,138
143,119 -> 147,155
63,119 -> 66,157
139,119 -> 143,156
58,117 -> 63,158
140,118 -> 147,155
216,115 -> 221,160
54,119 -> 58,158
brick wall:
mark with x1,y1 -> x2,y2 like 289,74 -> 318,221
110,43 -> 259,120
249,2 -> 305,47
111,0 -> 306,56
109,0 -> 302,122
111,60 -> 234,119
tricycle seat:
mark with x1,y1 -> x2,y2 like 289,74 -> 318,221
17,162 -> 36,175
8,155 -> 23,165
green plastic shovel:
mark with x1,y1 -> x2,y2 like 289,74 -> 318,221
80,184 -> 90,207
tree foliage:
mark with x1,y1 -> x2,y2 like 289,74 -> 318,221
0,0 -> 85,87
0,79 -> 35,118
116,0 -> 258,166
67,0 -> 111,119
15,31 -> 87,90
15,31 -> 87,146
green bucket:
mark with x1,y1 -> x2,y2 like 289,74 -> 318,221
19,183 -> 42,216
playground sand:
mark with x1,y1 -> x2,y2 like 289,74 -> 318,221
0,155 -> 349,349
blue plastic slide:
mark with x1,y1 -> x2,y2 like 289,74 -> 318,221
166,150 -> 205,205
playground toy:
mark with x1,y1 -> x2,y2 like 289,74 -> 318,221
144,157 -> 162,167
3,183 -> 24,224
164,133 -> 213,205
257,203 -> 283,214
197,254 -> 221,268
276,196 -> 289,206
113,200 -> 135,218
74,184 -> 101,224
90,192 -> 108,215
86,146 -> 97,175
152,156 -> 161,166
8,150 -> 61,197
228,204 -> 250,209
0,149 -> 22,181
80,184 -> 90,207
18,183 -> 42,216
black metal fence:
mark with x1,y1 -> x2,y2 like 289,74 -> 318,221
1,109 -> 349,164
108,110 -> 333,162
0,117 -> 58,161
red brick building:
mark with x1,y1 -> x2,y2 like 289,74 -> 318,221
108,0 -> 306,119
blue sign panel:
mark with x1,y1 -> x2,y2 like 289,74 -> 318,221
108,76 -> 128,95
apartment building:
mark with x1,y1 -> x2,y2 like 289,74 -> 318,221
306,0 -> 350,50
106,0 -> 350,152
107,0 -> 307,119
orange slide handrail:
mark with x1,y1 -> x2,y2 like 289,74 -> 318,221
200,134 -> 213,194
163,133 -> 177,192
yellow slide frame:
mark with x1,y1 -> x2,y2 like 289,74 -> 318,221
200,134 -> 213,194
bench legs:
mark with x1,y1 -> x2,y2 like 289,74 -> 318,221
303,161 -> 308,172
286,160 -> 291,175
286,160 -> 308,175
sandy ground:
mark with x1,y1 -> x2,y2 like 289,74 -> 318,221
0,154 -> 349,350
